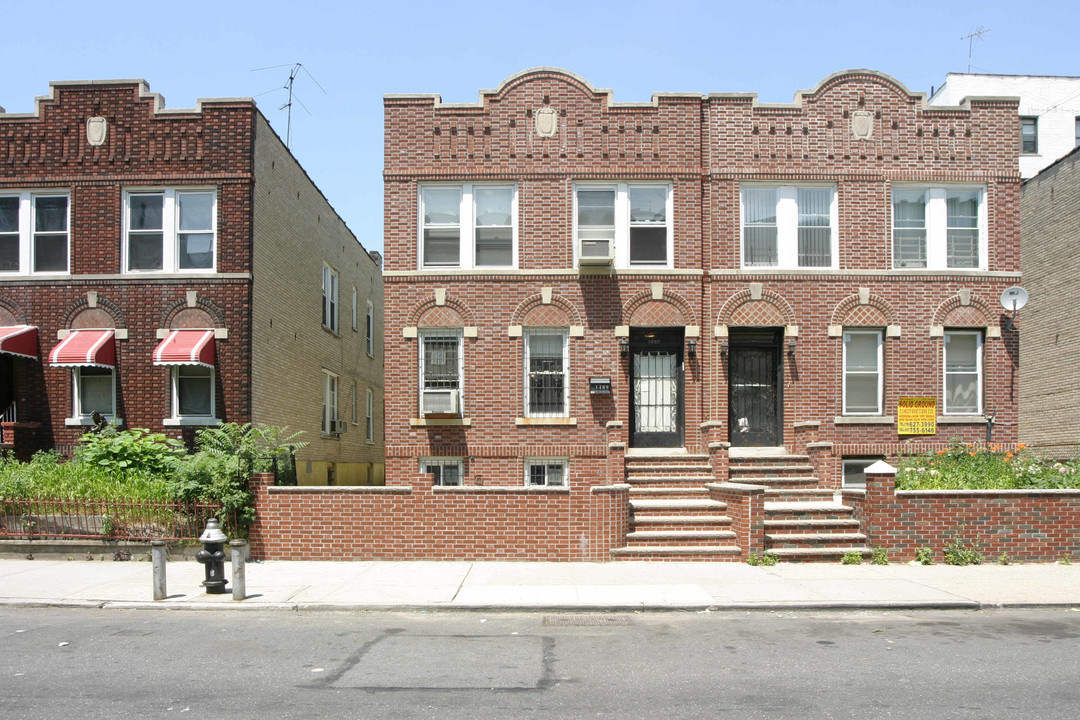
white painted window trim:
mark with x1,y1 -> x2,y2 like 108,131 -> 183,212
739,183 -> 838,270
164,365 -> 217,425
365,387 -> 374,442
121,188 -> 217,274
351,287 -> 358,331
322,369 -> 339,435
322,263 -> 339,333
418,329 -> 464,417
418,182 -> 518,270
842,329 -> 884,416
0,190 -> 71,276
523,328 -> 569,418
350,381 -> 358,425
524,458 -> 568,487
419,457 -> 463,486
891,185 -> 988,271
572,181 -> 673,269
366,300 -> 375,356
943,330 -> 984,415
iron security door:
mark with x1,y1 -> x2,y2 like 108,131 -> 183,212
728,330 -> 782,447
630,329 -> 684,448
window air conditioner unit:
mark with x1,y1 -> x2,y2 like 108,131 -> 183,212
330,420 -> 347,434
578,238 -> 614,266
422,389 -> 460,417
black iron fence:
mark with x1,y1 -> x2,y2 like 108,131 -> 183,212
0,497 -> 233,541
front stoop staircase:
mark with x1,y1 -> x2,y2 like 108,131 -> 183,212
611,452 -> 741,560
729,451 -> 870,562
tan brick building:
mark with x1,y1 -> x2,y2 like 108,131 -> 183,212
1020,145 -> 1080,450
0,80 -> 383,484
379,68 -> 1021,560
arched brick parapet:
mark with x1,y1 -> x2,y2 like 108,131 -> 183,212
622,288 -> 696,327
160,296 -> 226,328
716,288 -> 795,327
61,295 -> 125,329
408,294 -> 475,327
829,292 -> 897,327
932,293 -> 995,328
510,293 -> 583,327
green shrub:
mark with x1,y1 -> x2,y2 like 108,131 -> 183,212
870,546 -> 889,565
841,551 -> 863,565
896,439 -> 1080,490
747,552 -> 778,567
74,428 -> 185,476
915,547 -> 934,565
943,537 -> 983,566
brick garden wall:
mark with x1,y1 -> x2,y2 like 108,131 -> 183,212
247,473 -> 629,561
855,470 -> 1080,562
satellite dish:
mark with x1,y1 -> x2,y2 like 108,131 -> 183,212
999,286 -> 1028,311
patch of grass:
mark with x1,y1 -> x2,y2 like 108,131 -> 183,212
943,537 -> 983,566
747,552 -> 778,567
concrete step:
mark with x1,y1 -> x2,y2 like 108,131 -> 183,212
764,488 -> 839,501
765,532 -> 868,547
765,546 -> 871,562
764,501 -> 854,519
764,518 -> 862,531
628,487 -> 710,496
626,464 -> 713,474
611,545 -> 742,560
729,464 -> 816,475
631,498 -> 727,511
625,475 -> 714,484
736,476 -> 820,487
633,514 -> 732,527
626,530 -> 738,545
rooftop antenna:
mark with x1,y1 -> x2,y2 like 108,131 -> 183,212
962,26 -> 989,73
251,63 -> 328,148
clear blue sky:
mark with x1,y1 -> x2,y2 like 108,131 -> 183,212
5,0 -> 1078,255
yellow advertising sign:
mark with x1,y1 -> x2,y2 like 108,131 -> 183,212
897,397 -> 937,435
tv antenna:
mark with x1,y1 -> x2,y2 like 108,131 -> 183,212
962,26 -> 989,73
251,63 -> 327,148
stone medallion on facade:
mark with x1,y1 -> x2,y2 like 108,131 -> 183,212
534,106 -> 558,138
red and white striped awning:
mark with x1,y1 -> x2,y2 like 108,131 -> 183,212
49,329 -> 116,368
153,330 -> 215,367
0,325 -> 39,360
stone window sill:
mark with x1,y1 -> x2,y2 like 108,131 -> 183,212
834,416 -> 895,425
515,417 -> 577,426
410,417 -> 472,427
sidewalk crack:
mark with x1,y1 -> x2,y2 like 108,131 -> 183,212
450,563 -> 473,603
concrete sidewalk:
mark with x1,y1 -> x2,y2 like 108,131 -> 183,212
0,558 -> 1078,612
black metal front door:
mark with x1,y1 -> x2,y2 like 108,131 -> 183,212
728,329 -> 782,447
630,329 -> 684,448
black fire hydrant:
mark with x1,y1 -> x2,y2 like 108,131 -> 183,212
195,518 -> 229,594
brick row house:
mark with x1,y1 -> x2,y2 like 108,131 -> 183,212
382,68 -> 1021,560
0,80 -> 384,484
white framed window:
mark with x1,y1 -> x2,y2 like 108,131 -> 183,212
0,191 -> 70,274
123,189 -> 215,273
1020,116 -> 1038,154
419,330 -> 463,416
420,183 -> 516,269
524,329 -> 568,417
322,370 -> 339,434
74,366 -> 115,419
842,330 -> 883,415
842,457 -> 884,488
573,182 -> 672,268
420,457 -> 463,486
366,301 -> 375,356
741,185 -> 836,269
943,330 -> 983,415
365,388 -> 374,442
350,381 -> 358,424
351,287 -> 358,331
322,264 -> 339,332
525,458 -> 568,487
171,365 -> 215,421
892,186 -> 986,270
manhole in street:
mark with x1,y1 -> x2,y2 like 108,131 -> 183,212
542,615 -> 633,627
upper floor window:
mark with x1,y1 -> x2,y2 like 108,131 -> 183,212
420,184 -> 516,269
741,185 -> 835,269
1075,116 -> 1080,148
0,192 -> 70,274
1020,116 -> 1038,154
124,189 -> 215,273
322,369 -> 339,434
365,387 -> 374,442
892,187 -> 985,270
366,301 -> 375,356
322,264 -> 339,332
574,182 -> 672,268
351,287 -> 358,331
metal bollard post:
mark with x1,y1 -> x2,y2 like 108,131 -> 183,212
230,539 -> 248,601
151,540 -> 167,601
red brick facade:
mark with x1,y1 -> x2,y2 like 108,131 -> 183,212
0,81 -> 382,467
378,68 -> 1022,561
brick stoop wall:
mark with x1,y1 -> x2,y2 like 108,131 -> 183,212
246,473 -> 629,561
853,467 -> 1080,563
